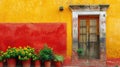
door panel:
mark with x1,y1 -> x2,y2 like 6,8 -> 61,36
78,15 -> 100,59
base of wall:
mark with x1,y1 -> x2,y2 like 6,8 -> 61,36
63,52 -> 120,67
107,58 -> 120,67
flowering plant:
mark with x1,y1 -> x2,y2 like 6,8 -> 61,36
0,50 -> 4,61
32,53 -> 40,61
4,47 -> 18,59
18,46 -> 34,60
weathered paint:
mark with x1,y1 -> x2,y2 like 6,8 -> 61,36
0,23 -> 66,56
0,0 -> 120,66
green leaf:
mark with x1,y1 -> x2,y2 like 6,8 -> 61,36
54,55 -> 64,62
77,48 -> 84,57
39,44 -> 54,61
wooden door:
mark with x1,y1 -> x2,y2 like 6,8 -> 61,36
78,15 -> 100,59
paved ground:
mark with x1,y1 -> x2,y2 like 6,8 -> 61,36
68,50 -> 107,67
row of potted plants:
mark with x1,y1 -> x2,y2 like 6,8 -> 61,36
0,44 -> 64,67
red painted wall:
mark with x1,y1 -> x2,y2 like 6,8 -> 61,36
107,58 -> 120,66
0,23 -> 66,56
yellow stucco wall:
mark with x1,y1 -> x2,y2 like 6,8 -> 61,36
0,0 -> 120,58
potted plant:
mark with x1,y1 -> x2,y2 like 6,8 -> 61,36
77,48 -> 84,58
18,46 -> 34,67
4,47 -> 18,67
32,53 -> 41,67
54,54 -> 64,67
0,51 -> 5,67
39,45 -> 54,67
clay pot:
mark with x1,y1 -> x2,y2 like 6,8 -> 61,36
34,60 -> 41,67
7,58 -> 16,67
44,61 -> 51,67
55,61 -> 62,67
22,59 -> 31,67
0,61 -> 3,67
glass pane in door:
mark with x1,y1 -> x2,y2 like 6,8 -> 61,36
78,19 -> 87,58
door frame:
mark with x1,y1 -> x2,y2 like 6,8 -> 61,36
69,5 -> 109,66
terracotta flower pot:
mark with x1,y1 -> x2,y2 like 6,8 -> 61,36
44,61 -> 51,67
7,58 -> 16,67
34,60 -> 41,67
22,59 -> 31,67
0,61 -> 3,67
55,61 -> 62,67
